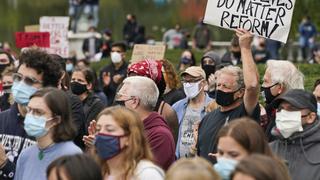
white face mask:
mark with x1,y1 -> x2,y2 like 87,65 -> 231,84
275,109 -> 303,138
183,81 -> 202,99
111,52 -> 122,63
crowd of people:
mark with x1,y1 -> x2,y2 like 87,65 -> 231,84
0,16 -> 319,180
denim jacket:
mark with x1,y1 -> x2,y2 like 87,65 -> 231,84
172,94 -> 213,158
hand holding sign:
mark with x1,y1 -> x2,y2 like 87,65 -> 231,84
204,0 -> 296,43
235,28 -> 253,50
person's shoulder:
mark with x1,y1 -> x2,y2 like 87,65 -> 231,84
58,141 -> 82,153
172,98 -> 188,109
136,160 -> 165,180
19,144 -> 37,159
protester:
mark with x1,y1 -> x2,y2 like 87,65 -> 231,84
192,19 -> 212,51
173,66 -> 212,158
70,67 -> 105,130
200,51 -> 222,98
266,39 -> 282,60
299,16 -> 317,60
313,79 -> 320,117
221,35 -> 242,65
47,154 -> 102,180
162,24 -> 183,49
0,50 -> 15,75
127,60 -> 179,143
0,48 -> 63,179
99,42 -> 128,106
83,0 -> 99,28
50,54 -> 87,149
82,26 -> 103,61
101,28 -> 113,58
213,118 -> 276,180
197,29 -> 260,164
0,66 -> 15,112
65,56 -> 77,76
252,37 -> 270,64
134,25 -> 146,44
87,106 -> 165,179
178,50 -> 196,71
308,44 -> 320,64
260,60 -> 304,141
165,157 -> 221,180
231,154 -> 291,180
76,59 -> 90,69
114,76 -> 175,170
14,88 -> 82,180
123,14 -> 138,47
161,59 -> 185,106
270,89 -> 320,180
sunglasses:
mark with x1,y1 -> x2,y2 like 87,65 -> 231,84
12,73 -> 42,86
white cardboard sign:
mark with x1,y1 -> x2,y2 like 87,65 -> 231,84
40,16 -> 70,57
203,0 -> 296,43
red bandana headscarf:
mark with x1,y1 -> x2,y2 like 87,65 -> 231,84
128,59 -> 163,84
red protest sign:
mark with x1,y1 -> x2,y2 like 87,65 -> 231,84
15,32 -> 50,48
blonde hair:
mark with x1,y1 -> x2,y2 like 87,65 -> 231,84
96,106 -> 154,179
165,157 -> 221,180
266,60 -> 304,90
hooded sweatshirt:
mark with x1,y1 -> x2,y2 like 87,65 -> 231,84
270,119 -> 320,180
143,112 -> 175,170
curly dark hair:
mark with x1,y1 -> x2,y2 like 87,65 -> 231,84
19,48 -> 63,87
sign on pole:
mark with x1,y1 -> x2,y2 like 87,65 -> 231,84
131,44 -> 166,62
40,16 -> 70,57
203,0 -> 296,43
15,32 -> 50,48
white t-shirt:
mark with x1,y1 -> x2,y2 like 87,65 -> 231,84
135,160 -> 165,180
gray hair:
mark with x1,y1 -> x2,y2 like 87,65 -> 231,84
266,60 -> 304,90
123,76 -> 159,110
216,65 -> 244,89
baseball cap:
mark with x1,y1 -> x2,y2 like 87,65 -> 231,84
181,66 -> 206,79
272,89 -> 317,113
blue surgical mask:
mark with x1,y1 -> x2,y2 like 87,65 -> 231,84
66,63 -> 74,72
214,157 -> 238,180
24,113 -> 50,138
12,81 -> 38,105
94,133 -> 124,160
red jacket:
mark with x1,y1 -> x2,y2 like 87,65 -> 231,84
143,112 -> 175,170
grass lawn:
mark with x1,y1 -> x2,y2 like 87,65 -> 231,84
91,49 -> 320,91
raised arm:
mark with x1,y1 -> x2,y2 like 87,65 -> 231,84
235,29 -> 260,115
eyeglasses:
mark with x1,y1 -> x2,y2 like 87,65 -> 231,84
12,73 -> 42,86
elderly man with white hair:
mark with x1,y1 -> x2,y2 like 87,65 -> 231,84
115,76 -> 175,170
196,29 -> 261,164
261,60 -> 304,141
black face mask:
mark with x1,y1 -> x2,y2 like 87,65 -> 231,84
215,89 -> 240,107
202,65 -> 216,79
261,83 -> 279,105
70,82 -> 88,95
232,51 -> 241,59
2,85 -> 12,94
0,64 -> 9,73
114,100 -> 126,106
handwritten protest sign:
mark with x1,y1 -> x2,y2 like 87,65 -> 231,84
131,44 -> 166,62
15,32 -> 50,48
203,0 -> 296,43
40,16 -> 69,57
